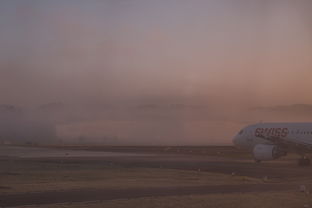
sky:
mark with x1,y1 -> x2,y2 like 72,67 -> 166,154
0,0 -> 312,144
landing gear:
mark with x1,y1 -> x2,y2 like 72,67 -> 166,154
298,157 -> 311,166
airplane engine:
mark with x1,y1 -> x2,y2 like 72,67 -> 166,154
253,144 -> 286,161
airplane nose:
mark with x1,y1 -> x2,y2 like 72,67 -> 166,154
232,135 -> 239,146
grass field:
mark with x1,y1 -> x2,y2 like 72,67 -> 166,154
16,192 -> 312,208
0,158 -> 261,194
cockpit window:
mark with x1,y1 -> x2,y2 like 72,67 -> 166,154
238,130 -> 244,135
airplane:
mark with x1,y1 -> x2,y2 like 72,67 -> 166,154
233,122 -> 312,166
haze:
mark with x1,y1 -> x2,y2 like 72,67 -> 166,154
0,0 -> 312,145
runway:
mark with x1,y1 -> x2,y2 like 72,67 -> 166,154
2,145 -> 312,179
1,145 -> 311,207
0,145 -> 151,158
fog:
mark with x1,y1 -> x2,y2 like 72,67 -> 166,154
0,0 -> 312,145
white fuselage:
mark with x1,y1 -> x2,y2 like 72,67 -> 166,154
233,123 -> 312,150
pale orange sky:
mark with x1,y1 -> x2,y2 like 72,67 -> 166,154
0,0 -> 311,144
